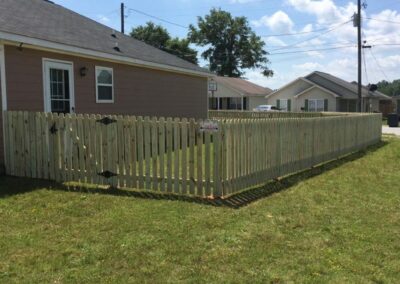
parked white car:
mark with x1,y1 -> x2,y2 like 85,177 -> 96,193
253,105 -> 280,112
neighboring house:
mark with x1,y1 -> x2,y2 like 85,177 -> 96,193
209,76 -> 273,111
0,0 -> 210,170
266,71 -> 392,112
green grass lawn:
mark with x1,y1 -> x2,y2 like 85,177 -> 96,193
0,138 -> 399,283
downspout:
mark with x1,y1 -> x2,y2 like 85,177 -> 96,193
0,43 -> 8,174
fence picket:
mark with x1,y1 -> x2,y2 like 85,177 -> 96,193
158,117 -> 165,192
173,118 -> 180,194
166,118 -> 173,192
181,118 -> 188,194
189,118 -> 196,195
152,117 -> 159,191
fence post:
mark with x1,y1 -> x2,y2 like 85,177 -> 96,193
213,120 -> 223,197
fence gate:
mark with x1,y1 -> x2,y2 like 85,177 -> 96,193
4,111 -> 222,197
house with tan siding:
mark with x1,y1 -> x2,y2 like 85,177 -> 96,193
209,76 -> 273,111
266,71 -> 391,112
0,0 -> 211,171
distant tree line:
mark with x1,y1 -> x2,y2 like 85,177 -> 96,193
377,79 -> 400,96
130,9 -> 273,78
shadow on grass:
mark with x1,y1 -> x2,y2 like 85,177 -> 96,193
0,141 -> 388,209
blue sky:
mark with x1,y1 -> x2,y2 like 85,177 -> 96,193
54,0 -> 400,89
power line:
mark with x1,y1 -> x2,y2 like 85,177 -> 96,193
362,48 -> 369,83
364,17 -> 400,24
127,7 -> 189,29
268,45 -> 355,55
369,48 -> 389,80
259,26 -> 342,37
373,43 -> 400,47
266,41 -> 356,49
269,20 -> 352,52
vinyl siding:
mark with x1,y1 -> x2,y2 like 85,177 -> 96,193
4,45 -> 208,118
249,97 -> 267,110
266,79 -> 312,110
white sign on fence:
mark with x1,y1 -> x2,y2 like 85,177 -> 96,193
200,120 -> 219,132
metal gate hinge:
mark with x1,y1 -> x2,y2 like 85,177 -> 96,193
96,117 -> 117,125
98,170 -> 118,179
49,123 -> 58,134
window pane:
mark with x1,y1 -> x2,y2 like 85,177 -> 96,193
280,100 -> 288,111
51,100 -> 70,113
64,70 -> 70,99
98,86 -> 113,101
317,100 -> 324,111
97,69 -> 112,84
309,100 -> 316,112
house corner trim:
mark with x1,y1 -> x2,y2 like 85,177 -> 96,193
0,43 -> 7,111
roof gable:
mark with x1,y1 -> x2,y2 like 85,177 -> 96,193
215,76 -> 272,97
266,77 -> 313,98
294,85 -> 339,98
307,71 -> 391,99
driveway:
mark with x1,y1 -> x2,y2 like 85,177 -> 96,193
382,126 -> 400,136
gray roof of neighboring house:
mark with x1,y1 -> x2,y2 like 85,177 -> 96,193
306,71 -> 391,100
0,0 -> 208,74
214,76 -> 273,97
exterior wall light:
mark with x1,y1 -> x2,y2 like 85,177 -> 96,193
80,67 -> 88,77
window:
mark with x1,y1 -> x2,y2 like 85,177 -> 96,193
228,97 -> 243,110
96,66 -> 113,103
308,99 -> 325,112
280,99 -> 288,111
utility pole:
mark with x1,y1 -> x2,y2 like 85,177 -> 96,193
357,0 -> 362,112
121,3 -> 125,34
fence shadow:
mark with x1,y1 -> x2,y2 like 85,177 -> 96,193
0,141 -> 388,208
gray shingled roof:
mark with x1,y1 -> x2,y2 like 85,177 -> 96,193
0,0 -> 208,74
215,76 -> 273,97
306,71 -> 391,100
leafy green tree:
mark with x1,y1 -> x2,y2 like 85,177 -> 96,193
130,22 -> 198,65
165,38 -> 198,65
188,9 -> 273,77
377,79 -> 400,96
130,22 -> 170,49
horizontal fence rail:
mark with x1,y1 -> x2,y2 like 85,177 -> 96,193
209,110 -> 327,119
4,111 -> 382,198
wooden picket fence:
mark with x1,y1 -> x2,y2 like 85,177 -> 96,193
3,111 -> 382,198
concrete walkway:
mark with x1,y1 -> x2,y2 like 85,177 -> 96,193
382,126 -> 400,136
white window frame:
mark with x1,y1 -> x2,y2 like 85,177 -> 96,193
95,66 -> 114,103
308,99 -> 325,112
42,58 -> 75,113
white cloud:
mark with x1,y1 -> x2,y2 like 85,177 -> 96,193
293,62 -> 323,71
263,36 -> 287,48
97,15 -> 110,24
252,11 -> 294,33
286,0 -> 357,24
